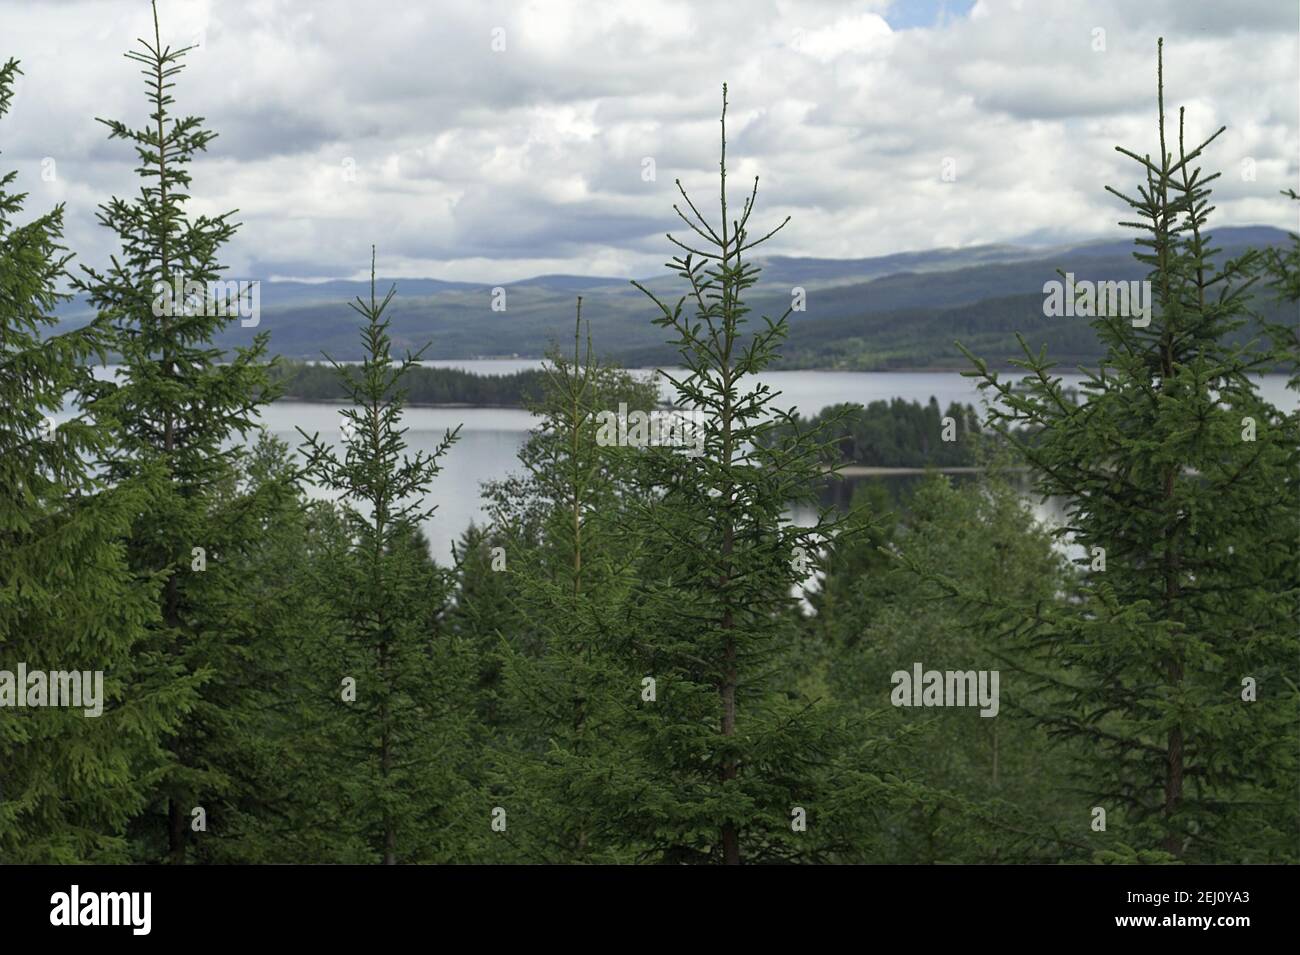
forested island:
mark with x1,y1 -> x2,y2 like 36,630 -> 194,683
268,359 -> 549,407
761,398 -> 985,468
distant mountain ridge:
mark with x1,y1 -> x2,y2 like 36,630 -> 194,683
55,226 -> 1294,369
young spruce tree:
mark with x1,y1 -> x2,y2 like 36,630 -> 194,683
597,86 -> 887,863
0,57 -> 172,862
75,1 -> 281,861
298,253 -> 475,864
488,304 -> 658,863
954,41 -> 1299,861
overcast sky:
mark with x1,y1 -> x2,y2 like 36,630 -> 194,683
1,0 -> 1296,283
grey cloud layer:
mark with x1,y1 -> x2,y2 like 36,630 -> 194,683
0,0 -> 1294,282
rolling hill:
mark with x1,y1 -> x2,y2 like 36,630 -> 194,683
55,226 -> 1295,370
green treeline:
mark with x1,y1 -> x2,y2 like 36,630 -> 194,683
772,287 -> 1298,372
269,359 -> 550,407
763,398 -> 985,468
2,15 -> 1297,865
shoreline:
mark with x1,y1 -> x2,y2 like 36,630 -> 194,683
276,395 -> 529,409
828,465 -> 1032,477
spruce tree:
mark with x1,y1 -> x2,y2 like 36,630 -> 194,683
485,305 -> 658,862
0,57 -> 170,861
298,253 -> 475,863
956,40 -> 1299,861
75,1 -> 281,861
593,86 -> 879,863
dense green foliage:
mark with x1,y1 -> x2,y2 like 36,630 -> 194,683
2,20 -> 1295,866
293,257 -> 477,863
763,397 -> 984,468
946,43 -> 1299,862
68,5 -> 294,862
0,57 -> 168,863
270,359 -> 551,407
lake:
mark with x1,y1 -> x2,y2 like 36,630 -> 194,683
76,362 -> 1297,564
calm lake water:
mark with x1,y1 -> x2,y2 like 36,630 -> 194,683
78,362 -> 1296,564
